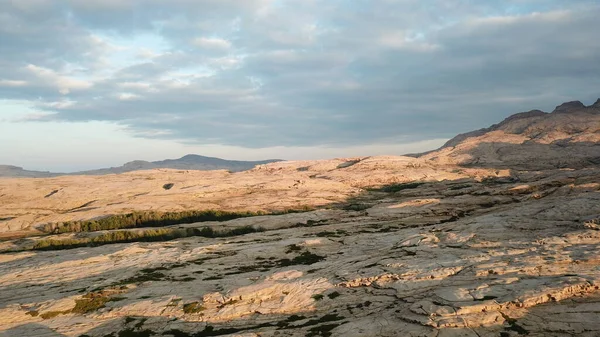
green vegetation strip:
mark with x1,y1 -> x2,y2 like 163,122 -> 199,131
39,291 -> 124,320
161,313 -> 345,337
42,208 -> 313,234
10,208 -> 339,252
32,226 -> 264,251
367,182 -> 425,193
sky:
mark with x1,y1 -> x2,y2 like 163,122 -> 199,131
1,0 -> 599,172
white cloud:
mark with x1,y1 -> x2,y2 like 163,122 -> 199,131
137,48 -> 159,59
118,92 -> 141,101
117,81 -> 152,90
0,80 -> 27,87
24,64 -> 93,94
467,9 -> 572,27
378,31 -> 439,51
192,37 -> 232,50
36,100 -> 77,110
208,56 -> 243,69
0,0 -> 599,167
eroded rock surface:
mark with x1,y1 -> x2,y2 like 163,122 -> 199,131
1,167 -> 599,337
1,100 -> 600,336
0,156 -> 504,236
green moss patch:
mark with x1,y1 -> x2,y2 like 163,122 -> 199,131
183,302 -> 205,314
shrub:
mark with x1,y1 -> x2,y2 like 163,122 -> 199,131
40,311 -> 64,319
182,301 -> 205,314
372,182 -> 424,193
285,244 -> 303,253
277,251 -> 325,267
327,291 -> 341,299
342,203 -> 371,211
71,296 -> 110,314
312,294 -> 324,301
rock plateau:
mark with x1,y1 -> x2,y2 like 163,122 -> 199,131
1,100 -> 600,337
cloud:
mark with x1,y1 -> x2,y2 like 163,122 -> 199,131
377,31 -> 440,51
1,0 -> 599,152
25,64 -> 93,93
192,37 -> 232,50
0,80 -> 27,87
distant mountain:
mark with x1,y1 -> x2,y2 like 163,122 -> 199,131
77,155 -> 282,175
0,165 -> 59,178
5,99 -> 599,178
0,155 -> 282,178
417,99 -> 600,169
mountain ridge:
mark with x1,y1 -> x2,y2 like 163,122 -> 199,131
0,154 -> 283,178
418,98 -> 600,169
3,98 -> 599,177
437,99 -> 599,150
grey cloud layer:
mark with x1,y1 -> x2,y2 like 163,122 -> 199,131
1,0 -> 599,147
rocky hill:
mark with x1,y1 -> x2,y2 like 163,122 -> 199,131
418,99 -> 600,169
77,154 -> 282,175
0,155 -> 282,178
0,165 -> 58,178
0,99 -> 600,337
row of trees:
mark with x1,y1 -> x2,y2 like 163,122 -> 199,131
41,208 -> 313,234
33,225 -> 264,251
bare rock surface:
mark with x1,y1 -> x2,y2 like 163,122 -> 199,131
0,167 -> 599,337
1,100 -> 600,337
0,156 -> 503,236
